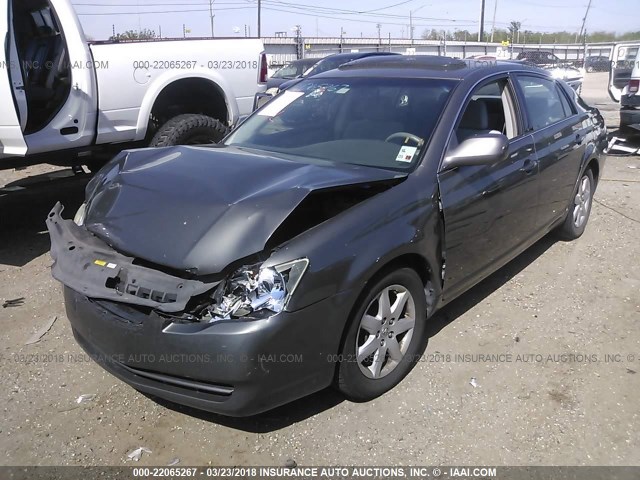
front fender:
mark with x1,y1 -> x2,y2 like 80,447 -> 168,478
265,177 -> 443,313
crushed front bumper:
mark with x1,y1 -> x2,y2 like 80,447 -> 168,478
46,202 -> 216,313
48,203 -> 355,416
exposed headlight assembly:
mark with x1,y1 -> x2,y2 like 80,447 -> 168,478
204,259 -> 309,321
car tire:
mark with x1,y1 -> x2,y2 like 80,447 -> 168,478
149,114 -> 229,147
337,268 -> 428,402
556,169 -> 595,240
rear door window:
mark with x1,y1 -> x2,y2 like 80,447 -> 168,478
516,76 -> 569,130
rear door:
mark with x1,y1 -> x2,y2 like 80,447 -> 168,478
0,0 -> 27,156
514,74 -> 587,231
437,75 -> 540,300
609,42 -> 640,102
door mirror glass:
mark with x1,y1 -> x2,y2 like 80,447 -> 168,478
442,134 -> 509,170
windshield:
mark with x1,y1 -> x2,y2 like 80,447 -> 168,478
225,77 -> 456,171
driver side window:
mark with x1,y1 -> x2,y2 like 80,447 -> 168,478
452,78 -> 519,149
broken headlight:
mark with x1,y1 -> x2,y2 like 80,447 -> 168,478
204,259 -> 309,321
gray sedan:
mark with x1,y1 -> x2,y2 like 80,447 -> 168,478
48,56 -> 606,416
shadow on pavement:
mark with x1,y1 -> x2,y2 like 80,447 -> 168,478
0,170 -> 90,267
150,235 -> 558,432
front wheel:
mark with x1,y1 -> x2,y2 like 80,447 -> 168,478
556,169 -> 594,240
337,268 -> 428,402
149,114 -> 229,147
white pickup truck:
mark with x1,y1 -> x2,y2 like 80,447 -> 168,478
609,42 -> 640,134
0,0 -> 267,170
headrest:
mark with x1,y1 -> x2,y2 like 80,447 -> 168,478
459,100 -> 489,130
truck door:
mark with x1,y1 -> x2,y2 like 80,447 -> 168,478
609,42 -> 640,103
0,0 -> 27,156
9,0 -> 97,155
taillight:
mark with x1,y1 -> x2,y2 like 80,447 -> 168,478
629,79 -> 639,94
259,52 -> 268,83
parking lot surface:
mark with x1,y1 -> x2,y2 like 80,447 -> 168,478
0,72 -> 638,466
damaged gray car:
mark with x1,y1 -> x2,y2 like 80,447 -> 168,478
48,56 -> 606,416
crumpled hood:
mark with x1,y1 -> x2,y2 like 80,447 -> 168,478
84,145 -> 402,274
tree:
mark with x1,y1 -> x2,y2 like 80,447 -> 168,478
508,21 -> 521,43
421,28 -> 441,40
109,29 -> 156,42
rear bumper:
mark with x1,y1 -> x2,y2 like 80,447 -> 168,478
621,93 -> 640,109
620,108 -> 640,128
64,285 -> 353,416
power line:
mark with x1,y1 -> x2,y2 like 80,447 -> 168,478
76,6 -> 253,15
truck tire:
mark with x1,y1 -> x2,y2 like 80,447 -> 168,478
149,114 -> 229,147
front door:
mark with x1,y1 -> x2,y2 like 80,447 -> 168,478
0,0 -> 27,156
437,76 -> 540,300
10,0 -> 97,155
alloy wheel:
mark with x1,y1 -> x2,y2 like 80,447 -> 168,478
573,174 -> 592,228
356,285 -> 416,379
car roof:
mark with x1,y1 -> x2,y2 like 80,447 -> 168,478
318,52 -> 398,62
291,58 -> 319,65
313,55 -> 548,81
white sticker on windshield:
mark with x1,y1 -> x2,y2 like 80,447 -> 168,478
258,91 -> 304,117
336,87 -> 350,94
396,146 -> 417,163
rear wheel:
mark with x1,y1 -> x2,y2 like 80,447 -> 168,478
337,268 -> 428,402
556,169 -> 594,240
149,114 -> 229,147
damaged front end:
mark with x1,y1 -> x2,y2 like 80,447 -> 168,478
48,202 -> 310,324
47,202 -> 218,314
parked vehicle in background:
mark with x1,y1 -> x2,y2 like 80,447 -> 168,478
266,58 -> 320,92
0,0 -> 267,171
585,55 -> 610,73
254,51 -> 400,110
516,50 -> 584,93
277,52 -> 399,92
608,43 -> 640,134
49,56 -> 606,416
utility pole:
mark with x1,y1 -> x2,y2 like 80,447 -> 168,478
340,27 -> 346,53
478,0 -> 486,42
376,23 -> 381,43
209,0 -> 215,37
257,0 -> 261,38
409,11 -> 413,43
490,0 -> 498,42
576,0 -> 592,43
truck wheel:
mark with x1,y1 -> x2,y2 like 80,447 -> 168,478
149,114 -> 229,147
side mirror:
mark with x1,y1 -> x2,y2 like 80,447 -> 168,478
442,134 -> 509,170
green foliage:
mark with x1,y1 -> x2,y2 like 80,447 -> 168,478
421,25 -> 640,44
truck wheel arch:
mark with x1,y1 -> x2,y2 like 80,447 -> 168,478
135,72 -> 238,142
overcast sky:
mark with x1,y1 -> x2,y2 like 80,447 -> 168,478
70,0 -> 636,41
